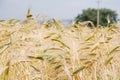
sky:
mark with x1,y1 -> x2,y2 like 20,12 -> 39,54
0,0 -> 120,20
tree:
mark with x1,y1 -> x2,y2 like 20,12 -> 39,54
75,8 -> 118,26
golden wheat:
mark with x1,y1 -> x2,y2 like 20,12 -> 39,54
0,18 -> 120,80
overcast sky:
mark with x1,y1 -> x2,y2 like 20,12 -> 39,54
0,0 -> 120,20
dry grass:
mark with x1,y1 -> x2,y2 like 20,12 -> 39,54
0,18 -> 120,80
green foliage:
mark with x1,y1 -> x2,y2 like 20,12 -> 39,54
75,8 -> 118,26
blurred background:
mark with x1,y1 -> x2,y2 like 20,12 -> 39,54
0,0 -> 120,22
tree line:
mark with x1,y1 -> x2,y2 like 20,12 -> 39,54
75,8 -> 118,27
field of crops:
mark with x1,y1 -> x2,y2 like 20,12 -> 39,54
0,18 -> 120,80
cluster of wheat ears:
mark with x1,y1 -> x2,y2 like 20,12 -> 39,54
0,18 -> 120,80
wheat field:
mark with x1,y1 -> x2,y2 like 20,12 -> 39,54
0,18 -> 120,80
